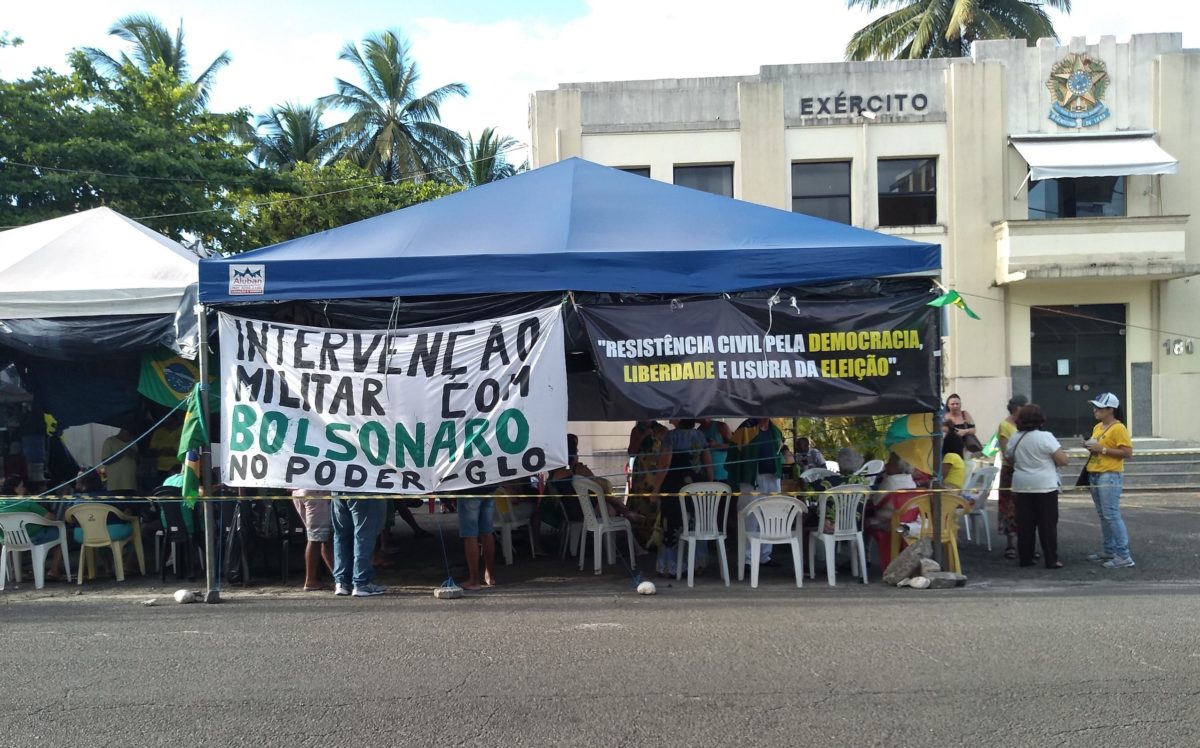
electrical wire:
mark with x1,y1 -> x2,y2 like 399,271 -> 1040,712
947,286 -> 1200,342
0,142 -> 529,230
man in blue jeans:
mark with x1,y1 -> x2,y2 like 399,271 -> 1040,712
330,493 -> 387,597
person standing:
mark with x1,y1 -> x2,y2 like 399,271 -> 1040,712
291,489 -> 334,592
457,490 -> 497,591
995,394 -> 1028,560
944,394 -> 982,454
730,418 -> 785,568
148,414 -> 183,485
654,420 -> 711,577
1083,393 -> 1135,569
626,423 -> 668,548
1005,404 -> 1069,569
698,418 -> 733,484
330,493 -> 387,597
100,426 -> 139,497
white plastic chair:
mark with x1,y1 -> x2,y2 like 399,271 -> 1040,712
736,495 -> 805,589
808,485 -> 869,586
675,482 -> 732,588
493,499 -> 538,566
960,465 -> 1000,550
799,467 -> 837,483
854,459 -> 886,478
572,477 -> 635,575
0,512 -> 71,590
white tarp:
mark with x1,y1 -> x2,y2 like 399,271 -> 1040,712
0,207 -> 198,319
1013,136 -> 1179,181
218,306 -> 568,493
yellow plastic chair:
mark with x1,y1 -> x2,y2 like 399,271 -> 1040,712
888,492 -> 931,564
64,503 -> 145,583
886,492 -> 970,573
913,495 -> 971,573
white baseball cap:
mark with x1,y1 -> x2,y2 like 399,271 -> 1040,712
1089,392 -> 1119,409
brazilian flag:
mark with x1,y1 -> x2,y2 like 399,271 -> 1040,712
176,385 -> 209,506
927,289 -> 981,320
138,347 -> 219,408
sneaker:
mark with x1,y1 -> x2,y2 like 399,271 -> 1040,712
352,583 -> 386,597
334,583 -> 351,596
1086,552 -> 1114,562
1102,556 -> 1136,569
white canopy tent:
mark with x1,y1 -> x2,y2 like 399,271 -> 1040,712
0,207 -> 199,356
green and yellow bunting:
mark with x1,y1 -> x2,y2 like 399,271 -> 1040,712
927,289 -> 980,320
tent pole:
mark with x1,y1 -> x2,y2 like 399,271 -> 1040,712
197,304 -> 220,604
931,305 -> 946,568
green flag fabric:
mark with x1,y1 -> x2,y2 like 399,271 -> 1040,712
927,289 -> 981,320
138,348 -> 199,407
176,385 -> 209,505
139,347 -> 219,408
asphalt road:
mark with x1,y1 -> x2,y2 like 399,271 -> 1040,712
2,491 -> 1199,746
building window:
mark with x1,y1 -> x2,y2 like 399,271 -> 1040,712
877,157 -> 937,226
618,167 -> 651,178
673,164 -> 733,197
1028,176 -> 1126,220
791,161 -> 851,224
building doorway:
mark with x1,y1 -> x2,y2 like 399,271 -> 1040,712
1030,304 -> 1126,438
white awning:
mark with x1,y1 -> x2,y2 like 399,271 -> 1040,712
1012,135 -> 1179,181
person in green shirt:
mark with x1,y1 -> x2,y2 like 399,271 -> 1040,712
1,474 -> 66,579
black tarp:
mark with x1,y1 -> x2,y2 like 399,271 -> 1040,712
204,279 -> 939,420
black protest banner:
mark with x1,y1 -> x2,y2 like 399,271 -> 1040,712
577,285 -> 939,418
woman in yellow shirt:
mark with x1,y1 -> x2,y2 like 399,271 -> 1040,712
941,432 -> 967,490
1083,393 -> 1134,568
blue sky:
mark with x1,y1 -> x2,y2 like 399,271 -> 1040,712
2,0 -> 1194,160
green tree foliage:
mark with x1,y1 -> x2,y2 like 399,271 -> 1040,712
323,29 -> 467,182
0,62 -> 271,246
786,416 -> 893,460
454,127 -> 525,187
0,32 -> 23,48
845,0 -> 1070,60
253,102 -> 337,170
227,160 -> 461,252
2,16 -> 470,250
82,13 -> 230,110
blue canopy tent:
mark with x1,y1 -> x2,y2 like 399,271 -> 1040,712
200,158 -> 938,302
198,157 -> 943,420
191,163 -> 945,597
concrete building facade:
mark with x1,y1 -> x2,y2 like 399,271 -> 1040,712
531,34 -> 1200,461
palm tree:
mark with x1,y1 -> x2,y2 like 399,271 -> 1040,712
455,128 -> 525,187
845,0 -> 1071,61
82,14 -> 230,108
322,29 -> 467,182
253,103 -> 337,169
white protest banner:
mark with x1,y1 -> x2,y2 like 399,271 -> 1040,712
218,306 -> 567,493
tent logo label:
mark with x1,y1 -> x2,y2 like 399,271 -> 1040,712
229,264 -> 265,295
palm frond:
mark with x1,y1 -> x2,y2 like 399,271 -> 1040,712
323,28 -> 468,181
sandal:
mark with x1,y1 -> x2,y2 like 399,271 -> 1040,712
1003,548 -> 1017,560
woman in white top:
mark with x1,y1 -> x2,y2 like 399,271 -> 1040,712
1004,403 -> 1070,569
